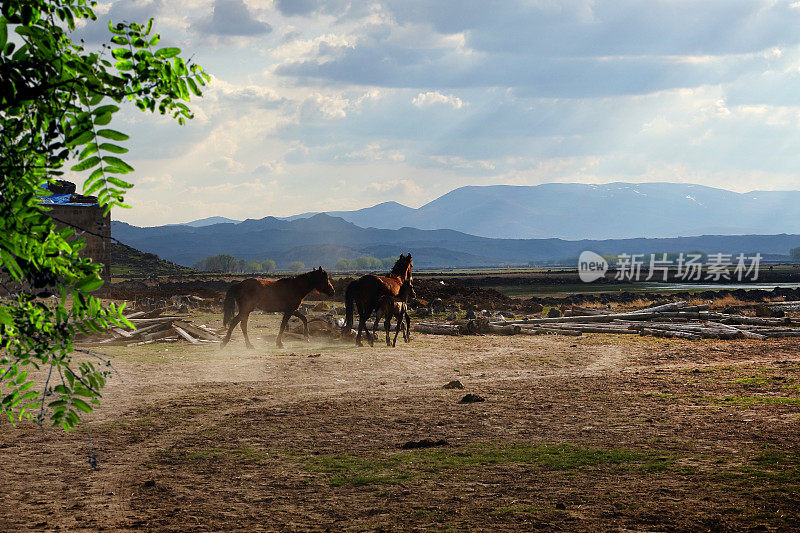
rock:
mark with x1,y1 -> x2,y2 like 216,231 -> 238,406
443,380 -> 464,389
431,298 -> 446,313
399,439 -> 448,450
547,307 -> 562,318
465,310 -> 476,319
481,309 -> 491,316
528,302 -> 544,313
459,393 -> 485,404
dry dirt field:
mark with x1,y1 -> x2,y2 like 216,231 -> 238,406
2,312 -> 800,531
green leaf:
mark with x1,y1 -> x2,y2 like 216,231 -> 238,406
154,47 -> 180,59
71,398 -> 93,413
115,60 -> 134,71
108,20 -> 125,34
0,18 -> 7,49
110,35 -> 129,45
96,129 -> 130,141
107,177 -> 132,189
98,143 -> 128,154
75,274 -> 104,292
187,77 -> 201,96
92,105 -> 120,116
94,113 -> 112,126
111,48 -> 131,60
79,143 -> 99,160
102,156 -> 135,173
71,156 -> 101,172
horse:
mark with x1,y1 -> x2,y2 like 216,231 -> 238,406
342,253 -> 413,346
372,278 -> 416,347
221,267 -> 335,349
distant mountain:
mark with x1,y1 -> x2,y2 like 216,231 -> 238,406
181,216 -> 241,227
111,213 -> 800,269
286,183 -> 800,239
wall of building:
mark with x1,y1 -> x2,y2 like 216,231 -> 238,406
47,205 -> 112,280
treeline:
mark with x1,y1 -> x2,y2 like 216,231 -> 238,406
193,254 -> 277,273
335,256 -> 398,271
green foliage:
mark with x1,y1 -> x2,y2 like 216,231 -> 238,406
335,255 -> 389,271
261,259 -> 276,273
791,247 -> 800,261
193,254 -> 275,273
0,0 -> 208,432
336,258 -> 356,271
288,261 -> 305,272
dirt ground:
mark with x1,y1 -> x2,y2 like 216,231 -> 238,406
2,311 -> 800,532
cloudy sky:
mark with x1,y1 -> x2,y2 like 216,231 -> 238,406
73,0 -> 800,226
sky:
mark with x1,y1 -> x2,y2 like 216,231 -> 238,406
70,0 -> 800,226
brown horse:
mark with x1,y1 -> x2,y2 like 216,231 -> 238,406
342,253 -> 413,346
221,267 -> 335,349
372,278 -> 416,347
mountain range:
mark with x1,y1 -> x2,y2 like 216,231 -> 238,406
112,213 -> 800,269
273,183 -> 800,240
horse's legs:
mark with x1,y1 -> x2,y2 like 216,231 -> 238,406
292,310 -> 309,341
371,309 -> 381,341
404,311 -> 411,342
357,304 -> 374,347
384,315 -> 392,346
221,313 -> 242,348
391,313 -> 401,347
240,312 -> 254,349
276,312 -> 291,348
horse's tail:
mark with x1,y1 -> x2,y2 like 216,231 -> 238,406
342,281 -> 356,333
222,283 -> 239,327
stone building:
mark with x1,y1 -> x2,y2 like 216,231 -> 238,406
41,181 -> 112,280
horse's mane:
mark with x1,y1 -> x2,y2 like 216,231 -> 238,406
389,254 -> 410,277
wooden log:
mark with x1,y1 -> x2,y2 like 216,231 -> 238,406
518,326 -> 582,337
486,324 -> 521,335
630,301 -> 688,314
128,316 -> 182,325
414,323 -> 461,336
501,311 -> 659,325
546,325 -> 639,334
172,325 -> 199,344
141,328 -> 177,342
718,315 -> 792,326
640,328 -> 701,340
109,327 -> 133,338
705,321 -> 766,340
173,320 -> 220,341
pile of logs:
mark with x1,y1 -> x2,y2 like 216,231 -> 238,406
414,301 -> 800,340
75,308 -> 223,346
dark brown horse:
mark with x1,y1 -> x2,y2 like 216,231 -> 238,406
372,278 -> 416,347
342,253 -> 413,346
221,267 -> 335,349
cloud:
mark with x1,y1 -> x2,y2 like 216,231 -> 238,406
367,179 -> 423,196
412,91 -> 464,109
339,143 -> 405,162
192,0 -> 272,36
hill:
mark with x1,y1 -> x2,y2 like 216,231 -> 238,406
282,183 -> 800,239
110,242 -> 196,277
111,214 -> 800,269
